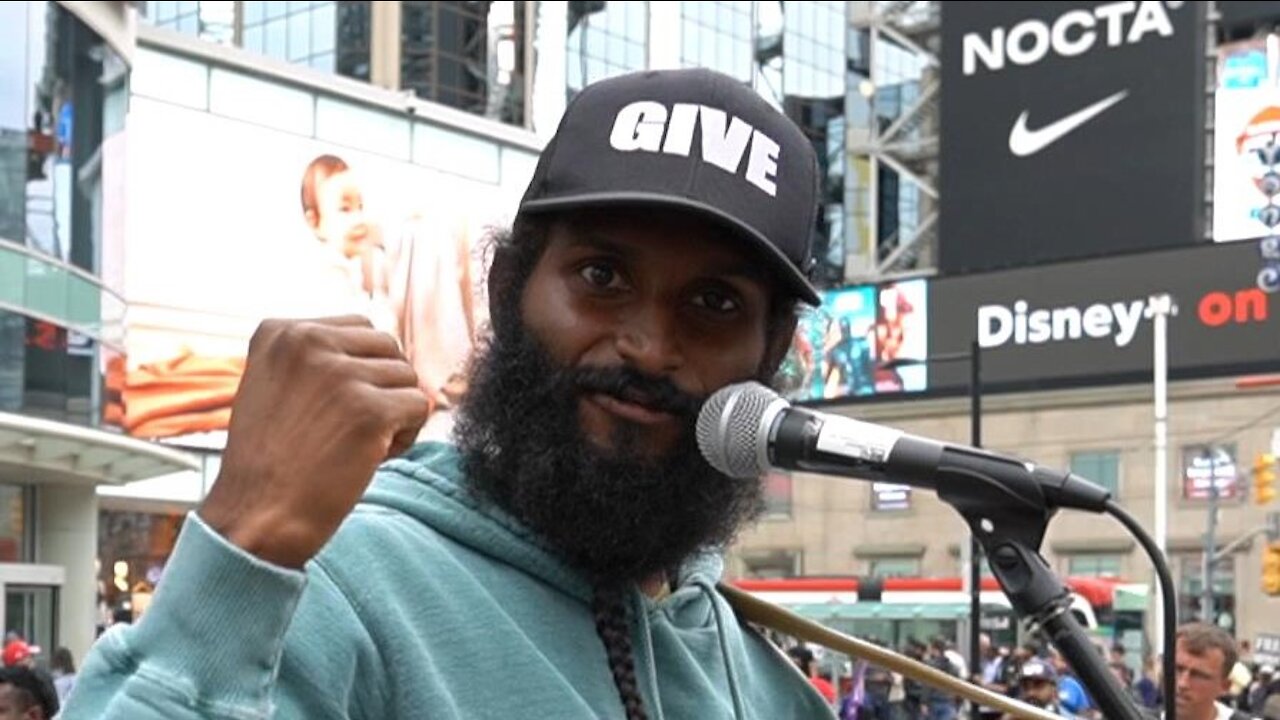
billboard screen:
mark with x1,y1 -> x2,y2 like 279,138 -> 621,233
1213,37 -> 1280,246
780,279 -> 928,402
112,95 -> 530,444
927,240 -> 1280,392
939,1 -> 1206,274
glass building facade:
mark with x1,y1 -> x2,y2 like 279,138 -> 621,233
141,1 -> 527,127
566,1 -> 648,96
743,1 -> 852,286
680,2 -> 753,84
0,2 -> 126,428
240,1 -> 370,78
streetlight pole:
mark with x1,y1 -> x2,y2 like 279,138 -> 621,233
886,348 -> 983,686
968,340 -> 983,691
1149,293 -> 1173,656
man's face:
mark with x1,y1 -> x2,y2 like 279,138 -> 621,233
456,209 -> 784,586
311,169 -> 371,259
521,211 -> 774,457
1019,678 -> 1057,706
1175,640 -> 1231,719
0,685 -> 38,720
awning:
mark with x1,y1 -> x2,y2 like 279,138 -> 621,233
1113,583 -> 1150,613
780,602 -> 1000,622
0,411 -> 200,487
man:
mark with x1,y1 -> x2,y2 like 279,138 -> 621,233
923,637 -> 959,720
1173,622 -> 1259,720
974,633 -> 1010,720
788,644 -> 836,706
1051,646 -> 1095,717
0,667 -> 58,720
62,68 -> 834,719
1000,658 -> 1072,719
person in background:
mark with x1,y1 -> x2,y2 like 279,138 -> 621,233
902,639 -> 928,719
1110,643 -> 1128,669
973,632 -> 1009,720
1246,666 -> 1274,716
0,643 -> 37,671
1000,659 -> 1073,720
1172,622 -> 1258,720
0,666 -> 58,720
790,644 -> 837,707
923,638 -> 958,720
1136,654 -> 1162,710
48,648 -> 74,707
1051,646 -> 1095,717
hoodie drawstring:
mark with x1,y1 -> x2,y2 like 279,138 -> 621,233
632,589 -> 668,720
696,580 -> 747,720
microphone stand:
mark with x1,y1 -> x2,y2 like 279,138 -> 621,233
933,460 -> 1148,720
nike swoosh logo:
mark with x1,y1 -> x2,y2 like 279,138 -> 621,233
1008,90 -> 1130,158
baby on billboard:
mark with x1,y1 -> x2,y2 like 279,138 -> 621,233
297,152 -> 482,441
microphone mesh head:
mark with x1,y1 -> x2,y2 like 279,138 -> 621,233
696,382 -> 782,479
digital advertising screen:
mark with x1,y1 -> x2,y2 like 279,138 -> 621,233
110,93 -> 531,445
780,279 -> 929,402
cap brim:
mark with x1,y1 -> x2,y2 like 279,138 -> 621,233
520,192 -> 822,306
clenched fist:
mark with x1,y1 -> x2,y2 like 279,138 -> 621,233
198,316 -> 429,569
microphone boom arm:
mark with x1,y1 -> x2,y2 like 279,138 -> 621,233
935,459 -> 1148,720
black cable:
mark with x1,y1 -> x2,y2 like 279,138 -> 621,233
1106,499 -> 1177,720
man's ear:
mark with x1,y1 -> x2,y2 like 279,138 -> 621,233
304,208 -> 320,230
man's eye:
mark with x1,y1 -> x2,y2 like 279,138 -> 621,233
579,263 -> 621,289
693,290 -> 740,313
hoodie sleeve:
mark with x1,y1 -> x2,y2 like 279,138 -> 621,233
59,512 -> 388,720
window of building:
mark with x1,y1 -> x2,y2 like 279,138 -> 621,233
740,549 -> 800,578
1069,450 -> 1121,495
763,471 -> 792,519
0,485 -> 31,563
242,1 -> 369,77
868,557 -> 919,578
143,1 -> 235,44
567,1 -> 648,95
1178,554 -> 1236,634
143,1 -> 203,35
1066,553 -> 1123,578
1181,443 -> 1241,501
680,1 -> 754,83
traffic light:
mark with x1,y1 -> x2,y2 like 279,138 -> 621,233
1255,453 -> 1277,505
1264,543 -> 1280,596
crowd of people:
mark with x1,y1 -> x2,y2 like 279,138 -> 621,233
784,622 -> 1280,720
0,632 -> 78,719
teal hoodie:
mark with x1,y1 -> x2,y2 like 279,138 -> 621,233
62,443 -> 836,719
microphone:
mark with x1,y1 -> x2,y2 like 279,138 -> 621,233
696,382 -> 1111,513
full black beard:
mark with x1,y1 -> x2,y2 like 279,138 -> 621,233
454,324 -> 766,588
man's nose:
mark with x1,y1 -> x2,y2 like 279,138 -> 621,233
614,306 -> 684,376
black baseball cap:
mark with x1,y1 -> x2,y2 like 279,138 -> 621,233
517,68 -> 822,306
